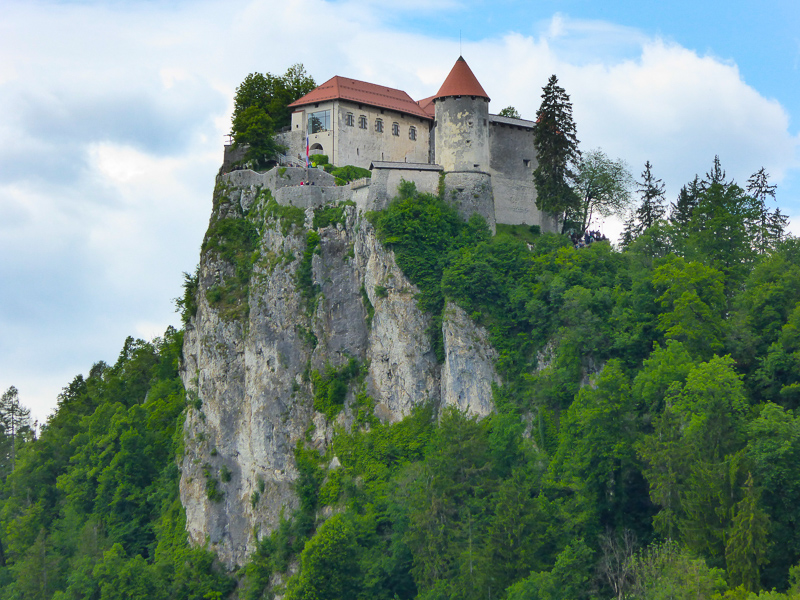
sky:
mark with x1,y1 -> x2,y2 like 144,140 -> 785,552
1,0 -> 799,423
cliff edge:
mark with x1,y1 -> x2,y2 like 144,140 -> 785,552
179,170 -> 499,567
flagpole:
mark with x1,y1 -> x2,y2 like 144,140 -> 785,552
305,128 -> 310,183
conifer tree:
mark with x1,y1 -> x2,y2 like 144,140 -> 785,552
670,176 -> 701,229
747,167 -> 785,253
622,161 -> 666,245
533,75 -> 581,231
0,386 -> 31,474
702,155 -> 728,190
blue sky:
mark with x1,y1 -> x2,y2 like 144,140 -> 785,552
1,0 -> 799,422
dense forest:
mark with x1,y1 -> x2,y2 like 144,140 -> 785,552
2,157 -> 800,599
1,67 -> 800,599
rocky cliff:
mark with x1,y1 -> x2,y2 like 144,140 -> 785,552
179,172 -> 500,568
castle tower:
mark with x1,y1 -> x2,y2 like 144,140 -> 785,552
434,57 -> 496,230
434,56 -> 490,171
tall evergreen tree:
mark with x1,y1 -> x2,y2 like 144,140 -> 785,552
622,161 -> 667,245
533,75 -> 581,231
670,176 -> 701,230
747,167 -> 785,253
702,155 -> 728,190
0,386 -> 31,474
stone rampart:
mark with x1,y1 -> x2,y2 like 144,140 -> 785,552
274,185 -> 351,209
443,171 -> 495,233
493,177 -> 541,226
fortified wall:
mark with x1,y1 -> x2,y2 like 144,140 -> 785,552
219,156 -> 551,234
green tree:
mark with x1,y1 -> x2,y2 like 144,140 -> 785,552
746,404 -> 800,589
670,176 -> 701,234
231,65 -> 315,132
231,105 -> 280,168
571,148 -> 634,235
726,473 -> 771,591
684,176 -> 761,290
747,168 -> 786,254
505,540 -> 595,600
230,64 -> 316,166
533,75 -> 581,229
651,257 -> 726,360
498,106 -> 521,119
285,513 -> 361,600
640,357 -> 751,562
622,161 -> 667,246
550,361 -> 650,534
0,386 -> 32,474
627,540 -> 726,600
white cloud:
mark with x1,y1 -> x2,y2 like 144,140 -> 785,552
1,2 -> 798,419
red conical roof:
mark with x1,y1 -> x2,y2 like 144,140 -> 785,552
434,56 -> 489,101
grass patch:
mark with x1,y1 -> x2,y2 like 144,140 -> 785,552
495,223 -> 541,244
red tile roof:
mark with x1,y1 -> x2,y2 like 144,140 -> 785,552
434,56 -> 489,101
288,76 -> 433,120
416,95 -> 436,118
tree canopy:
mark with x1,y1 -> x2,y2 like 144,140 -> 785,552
230,64 -> 316,167
571,148 -> 633,235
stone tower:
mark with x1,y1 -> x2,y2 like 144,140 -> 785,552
434,56 -> 496,231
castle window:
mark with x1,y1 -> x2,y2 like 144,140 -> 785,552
409,126 -> 417,141
392,122 -> 399,136
345,112 -> 354,126
359,115 -> 368,129
308,110 -> 330,133
523,159 -> 531,167
375,118 -> 384,133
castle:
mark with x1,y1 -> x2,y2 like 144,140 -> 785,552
226,57 -> 555,232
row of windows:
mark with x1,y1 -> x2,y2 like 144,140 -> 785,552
345,113 -> 417,140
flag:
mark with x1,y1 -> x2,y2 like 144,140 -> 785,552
306,132 -> 309,168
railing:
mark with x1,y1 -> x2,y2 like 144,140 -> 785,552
276,153 -> 306,168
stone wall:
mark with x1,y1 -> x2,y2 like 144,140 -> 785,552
274,185 -> 351,209
488,116 -> 537,181
368,165 -> 441,211
443,171 -> 495,233
221,144 -> 247,174
493,177 -> 540,226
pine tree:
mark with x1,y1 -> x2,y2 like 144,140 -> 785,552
622,161 -> 666,245
635,161 -> 667,229
0,386 -> 31,474
533,75 -> 581,230
670,176 -> 701,230
747,167 -> 783,253
702,155 -> 728,190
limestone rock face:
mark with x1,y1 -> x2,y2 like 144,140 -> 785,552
180,176 -> 499,568
441,302 -> 501,418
